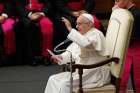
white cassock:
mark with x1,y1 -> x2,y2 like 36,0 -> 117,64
44,28 -> 110,93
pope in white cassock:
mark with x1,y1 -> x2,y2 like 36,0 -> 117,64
44,13 -> 110,93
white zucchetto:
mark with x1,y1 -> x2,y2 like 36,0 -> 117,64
81,13 -> 94,24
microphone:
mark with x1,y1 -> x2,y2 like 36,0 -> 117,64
54,39 -> 71,53
54,39 -> 73,93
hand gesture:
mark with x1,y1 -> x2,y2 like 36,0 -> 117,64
61,17 -> 72,32
51,55 -> 63,64
0,16 -> 6,23
29,12 -> 44,20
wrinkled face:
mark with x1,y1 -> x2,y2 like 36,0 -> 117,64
76,16 -> 91,34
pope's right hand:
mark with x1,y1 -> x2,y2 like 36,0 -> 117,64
51,55 -> 63,64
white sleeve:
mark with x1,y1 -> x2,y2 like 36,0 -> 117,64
67,29 -> 91,47
1,13 -> 8,18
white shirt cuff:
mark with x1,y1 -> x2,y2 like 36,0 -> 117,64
28,12 -> 33,18
67,29 -> 90,47
1,13 -> 8,18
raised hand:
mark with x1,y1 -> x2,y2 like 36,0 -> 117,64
51,55 -> 63,64
61,17 -> 72,32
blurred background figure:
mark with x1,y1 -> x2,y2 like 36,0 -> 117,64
14,0 -> 53,66
112,0 -> 140,92
0,0 -> 16,65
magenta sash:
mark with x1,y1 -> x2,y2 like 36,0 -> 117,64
39,17 -> 53,57
1,18 -> 16,55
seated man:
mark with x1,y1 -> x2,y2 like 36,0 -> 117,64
14,0 -> 53,65
0,1 -> 16,64
44,13 -> 110,93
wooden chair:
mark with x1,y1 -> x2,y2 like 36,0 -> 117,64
72,8 -> 134,93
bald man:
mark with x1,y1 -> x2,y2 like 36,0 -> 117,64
112,0 -> 140,92
44,13 -> 110,93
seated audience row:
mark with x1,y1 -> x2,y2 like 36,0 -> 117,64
0,0 -> 105,66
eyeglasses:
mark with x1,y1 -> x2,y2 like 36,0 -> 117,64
76,22 -> 89,26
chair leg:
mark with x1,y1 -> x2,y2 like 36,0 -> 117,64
116,78 -> 121,93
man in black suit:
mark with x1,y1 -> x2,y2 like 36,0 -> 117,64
14,0 -> 53,65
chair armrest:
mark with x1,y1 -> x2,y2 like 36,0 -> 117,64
61,62 -> 75,72
72,57 -> 119,93
72,57 -> 119,70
